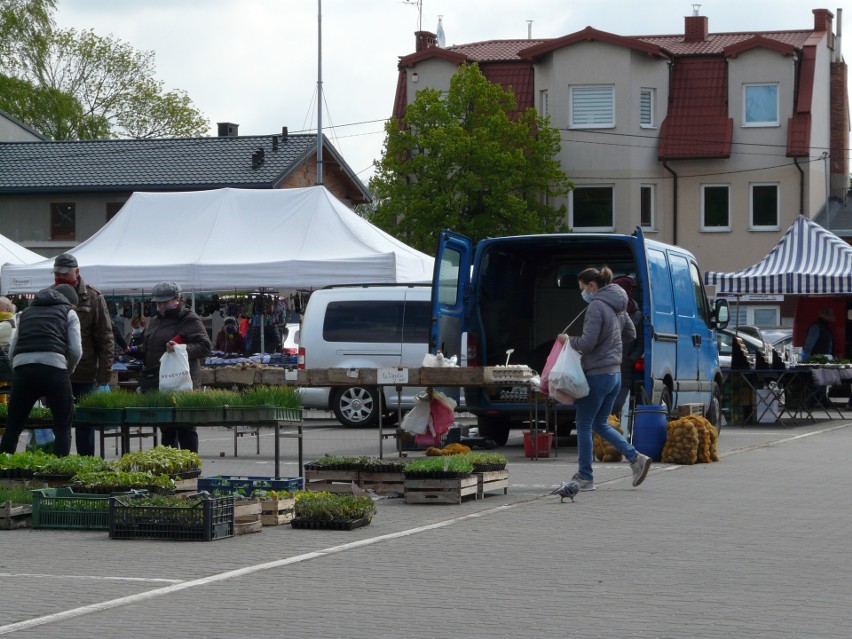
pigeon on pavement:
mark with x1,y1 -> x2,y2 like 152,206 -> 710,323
550,480 -> 580,503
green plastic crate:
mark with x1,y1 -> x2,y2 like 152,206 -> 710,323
173,407 -> 225,424
123,407 -> 174,424
32,487 -> 146,530
74,407 -> 124,425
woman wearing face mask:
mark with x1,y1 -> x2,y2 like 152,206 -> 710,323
125,316 -> 146,360
140,281 -> 211,452
556,266 -> 650,492
214,317 -> 246,355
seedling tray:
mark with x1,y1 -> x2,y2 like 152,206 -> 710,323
173,407 -> 225,424
74,407 -> 124,425
290,516 -> 371,530
123,407 -> 174,424
109,494 -> 235,541
32,487 -> 147,530
197,475 -> 302,497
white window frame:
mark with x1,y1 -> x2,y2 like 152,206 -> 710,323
570,85 -> 614,129
570,185 -> 615,231
749,306 -> 780,327
743,83 -> 779,127
749,183 -> 780,231
539,89 -> 549,118
640,184 -> 656,230
701,184 -> 731,232
640,88 -> 655,128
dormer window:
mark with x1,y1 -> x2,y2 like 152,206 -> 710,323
570,86 -> 614,128
743,83 -> 778,127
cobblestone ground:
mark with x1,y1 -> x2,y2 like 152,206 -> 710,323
1,415 -> 850,638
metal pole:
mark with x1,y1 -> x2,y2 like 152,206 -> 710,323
316,0 -> 323,185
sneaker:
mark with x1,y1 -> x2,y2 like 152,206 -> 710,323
571,472 -> 596,491
630,454 -> 651,487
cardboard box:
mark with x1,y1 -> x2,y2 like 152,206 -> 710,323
676,403 -> 704,417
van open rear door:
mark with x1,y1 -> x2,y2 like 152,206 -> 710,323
430,230 -> 473,359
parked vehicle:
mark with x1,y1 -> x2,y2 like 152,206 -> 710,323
298,283 -> 431,427
717,328 -> 771,370
431,229 -> 729,446
762,328 -> 793,351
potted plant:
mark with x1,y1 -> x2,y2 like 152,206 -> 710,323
75,391 -> 131,424
291,490 -> 376,530
465,452 -> 507,472
303,455 -> 370,472
226,385 -> 301,422
112,445 -> 201,478
403,455 -> 474,479
0,450 -> 55,478
72,470 -> 175,494
172,389 -> 237,423
109,492 -> 235,541
34,454 -> 110,482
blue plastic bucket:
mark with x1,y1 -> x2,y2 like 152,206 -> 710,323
632,404 -> 668,461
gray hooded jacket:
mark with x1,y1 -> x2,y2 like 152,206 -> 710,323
569,283 -> 636,377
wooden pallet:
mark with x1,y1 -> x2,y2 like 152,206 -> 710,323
360,472 -> 405,495
235,498 -> 262,535
405,476 -> 479,505
259,496 -> 295,526
304,469 -> 360,493
1,501 -> 32,530
475,470 -> 509,498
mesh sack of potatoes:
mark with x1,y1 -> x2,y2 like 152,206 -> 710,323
681,415 -> 719,463
594,415 -> 624,462
660,418 -> 699,465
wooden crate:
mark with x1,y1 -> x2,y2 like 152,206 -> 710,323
405,475 -> 479,505
173,478 -> 198,492
259,496 -> 295,526
234,498 -> 262,535
215,366 -> 259,386
475,470 -> 509,499
304,469 -> 360,493
0,501 -> 32,530
360,472 -> 405,495
677,403 -> 705,417
260,367 -> 286,385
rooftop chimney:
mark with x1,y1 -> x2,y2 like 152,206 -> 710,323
813,8 -> 834,33
415,30 -> 437,52
684,5 -> 708,43
281,126 -> 288,139
217,122 -> 239,137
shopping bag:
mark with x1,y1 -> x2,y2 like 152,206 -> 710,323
429,391 -> 456,435
401,392 -> 432,435
538,339 -> 564,395
548,341 -> 589,399
159,344 -> 193,391
26,428 -> 56,454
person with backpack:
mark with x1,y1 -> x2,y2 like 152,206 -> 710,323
0,285 -> 82,457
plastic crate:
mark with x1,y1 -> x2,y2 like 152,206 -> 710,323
197,475 -> 303,497
74,407 -> 124,424
224,406 -> 302,422
173,407 -> 225,424
32,487 -> 146,530
109,494 -> 235,541
123,407 -> 174,424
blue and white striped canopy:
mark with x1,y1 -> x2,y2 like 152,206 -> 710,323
704,216 -> 852,294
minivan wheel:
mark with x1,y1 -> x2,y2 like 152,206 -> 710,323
332,386 -> 380,428
705,382 -> 722,434
477,415 -> 510,447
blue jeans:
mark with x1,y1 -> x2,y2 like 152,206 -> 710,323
72,381 -> 97,456
575,372 -> 639,481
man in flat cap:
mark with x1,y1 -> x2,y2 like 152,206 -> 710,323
53,253 -> 114,455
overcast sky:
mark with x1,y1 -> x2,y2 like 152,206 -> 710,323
56,0 -> 850,186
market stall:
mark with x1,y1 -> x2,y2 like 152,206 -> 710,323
0,185 -> 434,295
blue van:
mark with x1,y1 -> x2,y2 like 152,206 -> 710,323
431,229 -> 729,445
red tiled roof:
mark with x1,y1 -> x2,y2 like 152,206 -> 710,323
723,34 -> 798,58
658,57 -> 733,160
787,114 -> 812,157
638,30 -> 812,55
519,27 -> 668,61
480,63 -> 536,116
447,39 -> 548,62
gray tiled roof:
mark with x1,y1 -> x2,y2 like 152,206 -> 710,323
0,133 -> 361,194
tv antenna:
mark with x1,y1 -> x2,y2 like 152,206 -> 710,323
403,0 -> 423,32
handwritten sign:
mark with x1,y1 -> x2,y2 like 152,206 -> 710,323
378,367 -> 409,385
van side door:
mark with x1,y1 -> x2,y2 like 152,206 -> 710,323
430,230 -> 473,359
669,252 -> 701,387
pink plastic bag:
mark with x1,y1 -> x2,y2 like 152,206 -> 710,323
539,339 -> 563,395
429,393 -> 456,436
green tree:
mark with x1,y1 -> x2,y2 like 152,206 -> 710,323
0,0 -> 55,68
368,63 -> 572,253
0,73 -> 109,139
10,27 -> 208,139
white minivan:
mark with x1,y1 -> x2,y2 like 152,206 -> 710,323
298,283 -> 431,427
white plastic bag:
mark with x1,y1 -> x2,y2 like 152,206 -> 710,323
159,344 -> 193,391
548,341 -> 589,399
401,392 -> 432,435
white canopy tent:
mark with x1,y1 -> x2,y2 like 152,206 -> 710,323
0,231 -> 44,268
1,186 -> 435,294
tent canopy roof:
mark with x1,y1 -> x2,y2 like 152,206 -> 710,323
704,216 -> 852,295
1,186 -> 434,295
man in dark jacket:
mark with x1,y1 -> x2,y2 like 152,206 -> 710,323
0,285 -> 82,456
53,253 -> 114,456
140,281 -> 211,452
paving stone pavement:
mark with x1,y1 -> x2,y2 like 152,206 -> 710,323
1,415 -> 851,638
